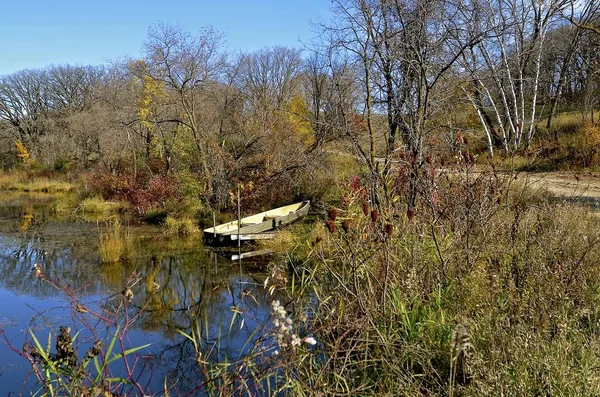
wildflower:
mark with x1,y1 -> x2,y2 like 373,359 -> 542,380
291,334 -> 301,347
303,337 -> 317,346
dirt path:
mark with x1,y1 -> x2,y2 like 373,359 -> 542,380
520,172 -> 600,200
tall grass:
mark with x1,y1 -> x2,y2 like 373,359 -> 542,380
164,216 -> 200,235
11,146 -> 600,395
274,162 -> 600,396
167,156 -> 600,395
99,219 -> 133,263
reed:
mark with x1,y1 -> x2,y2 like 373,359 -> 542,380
164,216 -> 200,235
99,219 -> 133,263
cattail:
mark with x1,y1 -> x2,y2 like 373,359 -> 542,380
384,223 -> 394,236
456,133 -> 463,144
326,219 -> 336,233
327,207 -> 338,221
469,153 -> 475,163
362,202 -> 369,217
371,209 -> 379,223
440,157 -> 447,167
496,196 -> 502,205
463,135 -> 470,146
342,219 -> 351,233
407,208 -> 415,222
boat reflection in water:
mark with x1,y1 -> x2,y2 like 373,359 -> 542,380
0,193 -> 284,394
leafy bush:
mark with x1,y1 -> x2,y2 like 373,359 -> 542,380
89,168 -> 181,214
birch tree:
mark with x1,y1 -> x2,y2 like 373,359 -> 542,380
463,0 -> 569,154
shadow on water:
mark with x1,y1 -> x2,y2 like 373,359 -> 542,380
0,193 -> 281,394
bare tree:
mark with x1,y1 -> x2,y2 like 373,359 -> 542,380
0,69 -> 49,155
565,0 -> 600,35
318,0 -> 483,207
143,22 -> 227,197
463,0 -> 570,154
46,65 -> 105,114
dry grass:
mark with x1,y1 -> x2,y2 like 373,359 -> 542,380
78,196 -> 126,215
99,219 -> 133,263
0,170 -> 74,193
258,230 -> 295,252
164,216 -> 200,236
236,164 -> 600,396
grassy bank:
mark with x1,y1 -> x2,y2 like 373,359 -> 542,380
0,170 -> 74,193
193,164 -> 600,396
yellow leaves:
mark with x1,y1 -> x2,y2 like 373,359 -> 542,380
583,123 -> 600,147
138,75 -> 167,129
286,95 -> 315,147
15,140 -> 31,163
228,181 -> 256,206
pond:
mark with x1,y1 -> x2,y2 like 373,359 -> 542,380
0,193 -> 282,395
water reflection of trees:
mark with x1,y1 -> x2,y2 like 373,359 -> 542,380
100,251 -> 279,393
0,201 -> 280,394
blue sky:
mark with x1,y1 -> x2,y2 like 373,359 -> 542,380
0,0 -> 332,75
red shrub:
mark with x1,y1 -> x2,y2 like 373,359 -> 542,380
89,169 -> 181,214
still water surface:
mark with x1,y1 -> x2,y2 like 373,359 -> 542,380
0,194 -> 277,394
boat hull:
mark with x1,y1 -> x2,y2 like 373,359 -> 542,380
203,201 -> 310,245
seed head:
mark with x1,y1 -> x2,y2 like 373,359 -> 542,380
326,219 -> 336,233
384,223 -> 394,236
342,219 -> 351,233
362,202 -> 369,217
327,207 -> 338,221
371,209 -> 379,223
